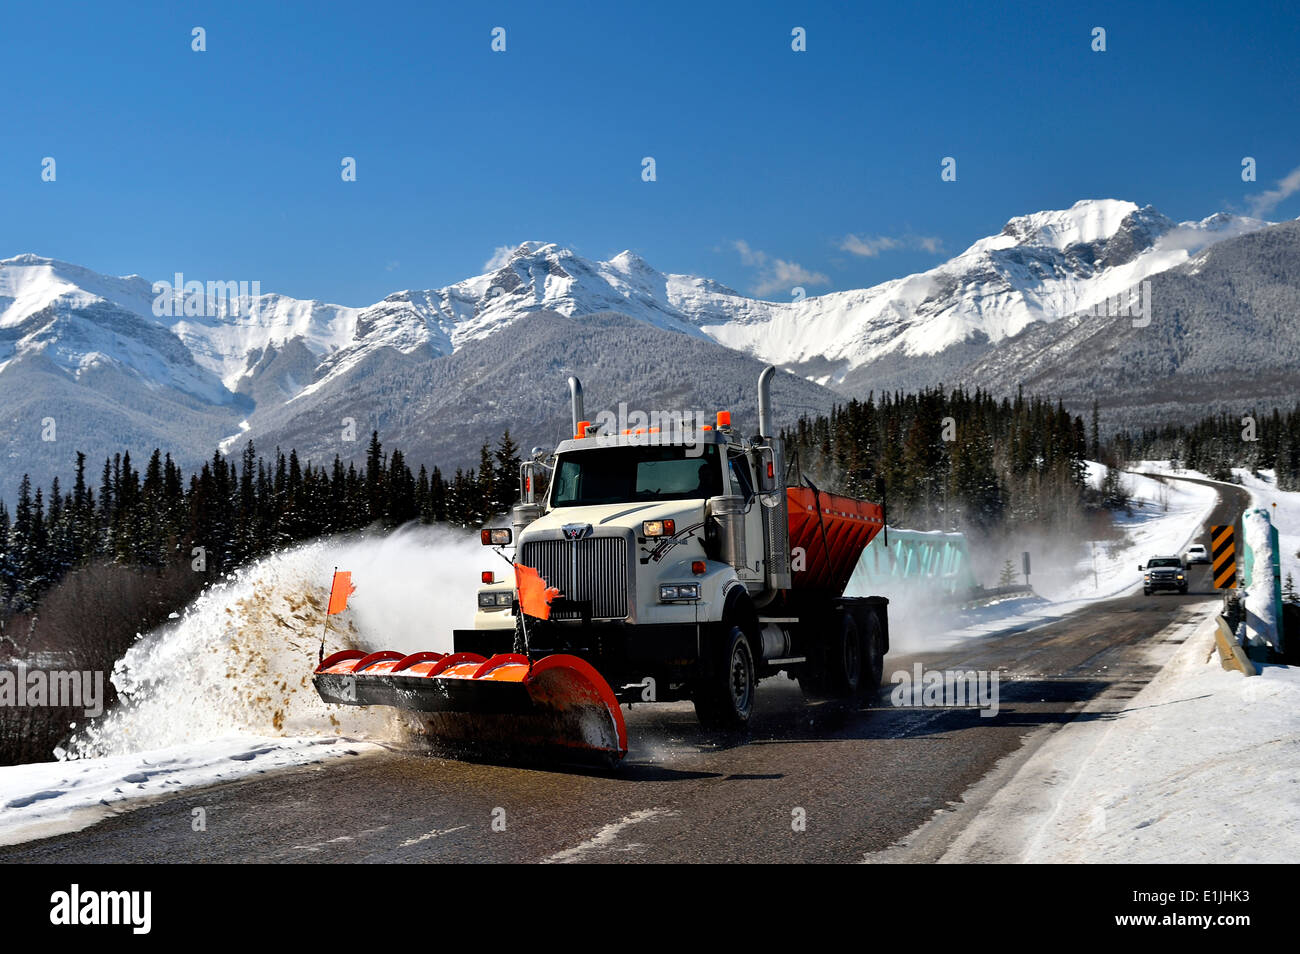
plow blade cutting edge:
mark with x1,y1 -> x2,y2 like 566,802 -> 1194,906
313,650 -> 628,764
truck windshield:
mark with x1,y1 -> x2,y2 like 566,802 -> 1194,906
1147,558 -> 1181,568
550,444 -> 722,507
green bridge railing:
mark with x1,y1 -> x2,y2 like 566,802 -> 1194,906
844,528 -> 978,599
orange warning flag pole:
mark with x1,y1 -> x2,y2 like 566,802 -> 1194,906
320,567 -> 356,663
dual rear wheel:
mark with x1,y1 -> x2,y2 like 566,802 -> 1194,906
693,607 -> 885,730
800,609 -> 884,703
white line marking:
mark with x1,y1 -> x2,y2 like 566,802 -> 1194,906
399,825 -> 468,848
543,808 -> 677,864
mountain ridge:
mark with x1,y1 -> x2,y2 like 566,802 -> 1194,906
1,198 -> 1292,490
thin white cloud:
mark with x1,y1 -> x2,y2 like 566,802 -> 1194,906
839,233 -> 945,257
483,245 -> 516,271
733,240 -> 829,297
1247,163 -> 1300,217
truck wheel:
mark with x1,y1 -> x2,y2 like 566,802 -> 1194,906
804,609 -> 884,702
859,609 -> 885,697
693,623 -> 756,730
827,613 -> 864,698
833,611 -> 884,700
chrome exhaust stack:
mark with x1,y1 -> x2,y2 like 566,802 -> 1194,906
757,365 -> 775,441
568,376 -> 584,437
756,365 -> 791,596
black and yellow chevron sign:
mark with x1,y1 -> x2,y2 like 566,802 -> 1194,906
1210,524 -> 1236,589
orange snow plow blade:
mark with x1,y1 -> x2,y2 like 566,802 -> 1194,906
313,649 -> 628,764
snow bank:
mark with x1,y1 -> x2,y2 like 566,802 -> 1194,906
0,736 -> 372,846
942,612 -> 1300,863
1234,469 -> 1299,596
1241,508 -> 1282,650
0,523 -> 485,844
66,524 -> 482,758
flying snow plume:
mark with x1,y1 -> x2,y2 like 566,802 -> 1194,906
65,525 -> 486,759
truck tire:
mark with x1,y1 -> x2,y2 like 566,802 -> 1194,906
827,612 -> 864,698
802,608 -> 884,702
859,608 -> 885,698
693,623 -> 756,730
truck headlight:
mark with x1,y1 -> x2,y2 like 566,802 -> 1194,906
642,519 -> 676,537
659,583 -> 699,601
480,528 -> 512,546
478,592 -> 497,607
478,591 -> 514,608
495,592 -> 513,606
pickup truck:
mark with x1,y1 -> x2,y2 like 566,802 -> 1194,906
1140,556 -> 1187,595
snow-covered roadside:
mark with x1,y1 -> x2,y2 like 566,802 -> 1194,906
0,735 -> 380,846
939,610 -> 1300,863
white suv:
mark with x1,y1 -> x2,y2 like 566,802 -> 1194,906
1184,544 -> 1209,564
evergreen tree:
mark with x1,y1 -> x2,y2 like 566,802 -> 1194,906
365,430 -> 385,521
493,430 -> 522,515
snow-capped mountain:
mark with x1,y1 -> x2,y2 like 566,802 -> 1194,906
0,200 -> 1268,409
694,200 -> 1270,387
0,198 -> 1285,489
0,254 -> 359,401
298,200 -> 1269,395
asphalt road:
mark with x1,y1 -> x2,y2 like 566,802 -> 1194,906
0,477 -> 1248,864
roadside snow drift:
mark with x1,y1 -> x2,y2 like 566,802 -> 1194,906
0,525 -> 483,844
70,524 -> 482,757
942,613 -> 1300,863
0,736 -> 369,846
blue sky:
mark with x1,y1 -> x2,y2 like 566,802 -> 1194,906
3,0 -> 1298,306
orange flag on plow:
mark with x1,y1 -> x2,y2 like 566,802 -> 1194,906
514,563 -> 561,620
327,570 -> 355,615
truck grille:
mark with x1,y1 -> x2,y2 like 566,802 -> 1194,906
520,537 -> 630,620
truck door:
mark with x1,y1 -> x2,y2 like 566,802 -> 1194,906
726,450 -> 766,586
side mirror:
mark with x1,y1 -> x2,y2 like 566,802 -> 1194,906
1137,563 -> 1144,572
520,461 -> 536,504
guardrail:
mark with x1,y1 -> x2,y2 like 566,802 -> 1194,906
844,527 -> 979,600
1212,614 -> 1258,676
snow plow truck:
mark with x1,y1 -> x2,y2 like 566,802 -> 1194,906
314,366 -> 890,765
